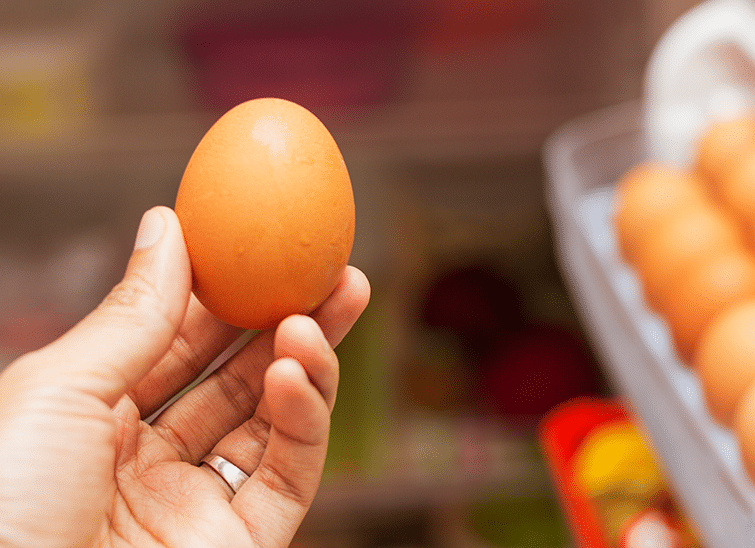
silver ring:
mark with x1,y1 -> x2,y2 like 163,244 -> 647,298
200,454 -> 249,494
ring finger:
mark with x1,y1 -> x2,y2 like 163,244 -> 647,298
151,311 -> 340,464
199,357 -> 331,548
150,266 -> 366,463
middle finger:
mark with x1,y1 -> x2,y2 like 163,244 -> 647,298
150,315 -> 337,463
148,265 -> 367,463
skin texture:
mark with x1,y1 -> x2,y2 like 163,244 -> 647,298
0,206 -> 370,548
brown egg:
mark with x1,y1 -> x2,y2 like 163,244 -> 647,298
175,98 -> 355,330
717,147 -> 755,236
613,162 -> 709,265
661,248 -> 755,364
696,114 -> 755,188
695,300 -> 755,427
633,201 -> 745,312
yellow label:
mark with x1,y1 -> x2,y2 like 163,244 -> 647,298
572,422 -> 665,497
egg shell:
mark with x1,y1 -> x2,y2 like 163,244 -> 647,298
175,98 -> 355,330
717,147 -> 755,222
695,299 -> 755,427
633,201 -> 745,313
613,162 -> 709,265
661,248 -> 755,364
696,114 -> 755,188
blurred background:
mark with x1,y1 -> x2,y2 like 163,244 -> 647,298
0,1 -> 704,546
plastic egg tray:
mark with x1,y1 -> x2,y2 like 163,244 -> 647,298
544,97 -> 755,547
544,1 -> 755,545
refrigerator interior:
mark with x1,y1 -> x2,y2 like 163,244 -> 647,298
0,1 -> 702,546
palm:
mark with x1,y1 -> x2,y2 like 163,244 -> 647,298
94,283 -> 353,548
16,265 -> 364,548
104,397 -> 260,547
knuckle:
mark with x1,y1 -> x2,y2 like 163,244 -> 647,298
100,273 -> 175,331
166,331 -> 199,377
242,415 -> 271,449
256,460 -> 316,508
152,420 -> 195,462
103,273 -> 155,310
216,362 -> 260,416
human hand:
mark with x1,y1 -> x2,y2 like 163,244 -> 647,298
0,206 -> 370,548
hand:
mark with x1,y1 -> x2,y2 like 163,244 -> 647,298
0,206 -> 370,548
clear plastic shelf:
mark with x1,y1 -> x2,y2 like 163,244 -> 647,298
545,99 -> 755,547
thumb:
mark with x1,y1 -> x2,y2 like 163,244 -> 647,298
27,206 -> 192,407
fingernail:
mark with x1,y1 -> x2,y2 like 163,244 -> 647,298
134,208 -> 165,250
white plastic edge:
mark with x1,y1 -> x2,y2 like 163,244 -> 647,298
644,0 -> 755,168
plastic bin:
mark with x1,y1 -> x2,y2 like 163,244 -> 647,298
544,0 -> 755,545
543,98 -> 755,547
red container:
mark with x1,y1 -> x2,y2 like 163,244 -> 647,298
538,397 -> 631,548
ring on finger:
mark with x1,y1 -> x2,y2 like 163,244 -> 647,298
200,454 -> 250,495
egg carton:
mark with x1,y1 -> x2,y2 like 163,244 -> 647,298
544,2 -> 755,546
